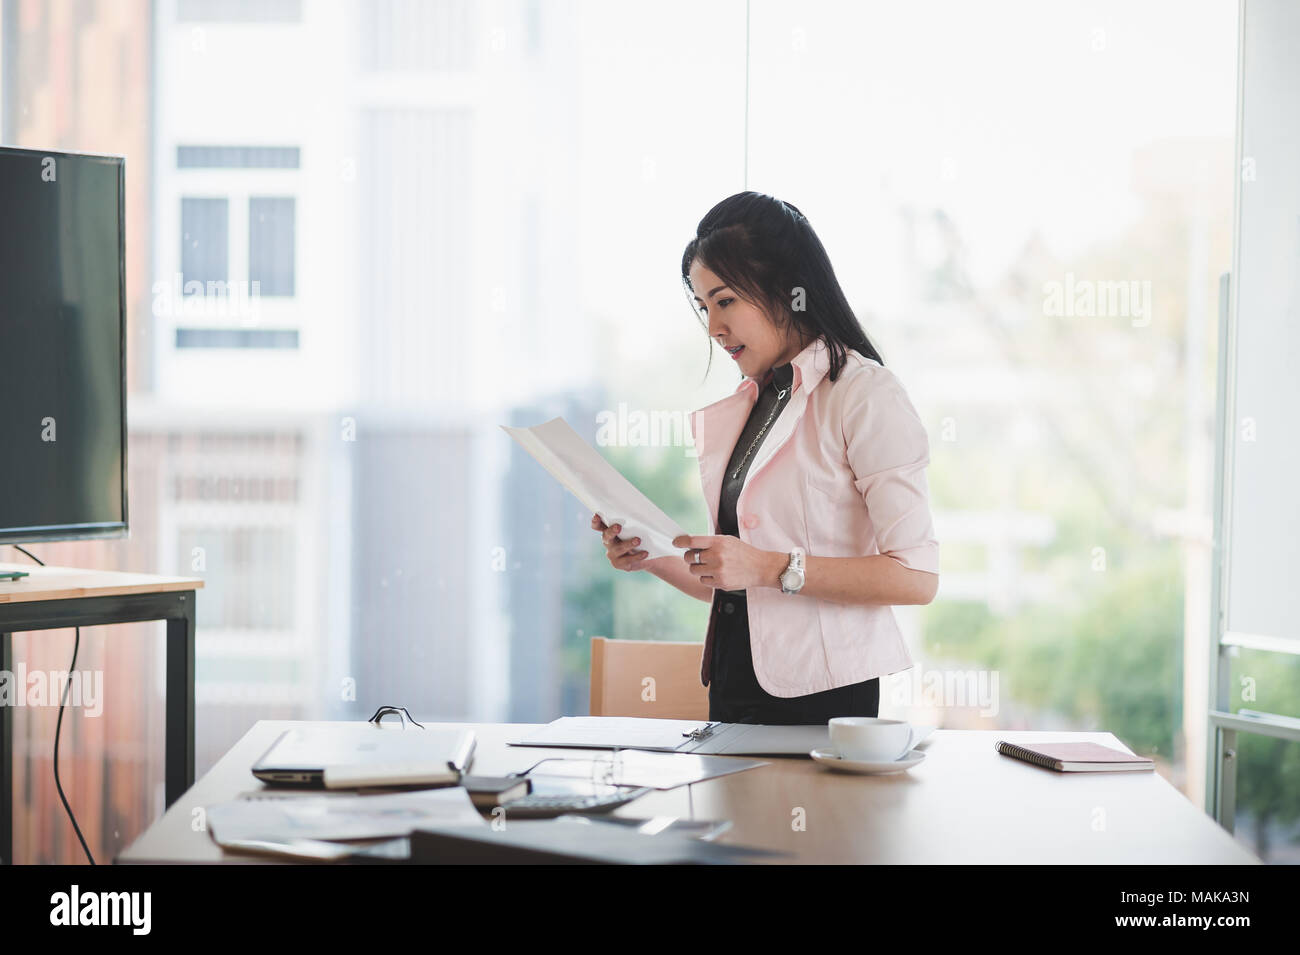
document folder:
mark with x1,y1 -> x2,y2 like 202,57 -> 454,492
509,716 -> 934,757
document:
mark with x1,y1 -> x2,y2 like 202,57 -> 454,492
527,749 -> 768,790
511,716 -> 937,756
206,787 -> 486,844
511,716 -> 708,751
500,416 -> 689,560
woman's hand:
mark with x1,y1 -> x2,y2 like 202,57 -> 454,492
673,534 -> 781,592
593,513 -> 649,572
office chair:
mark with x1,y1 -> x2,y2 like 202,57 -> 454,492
588,636 -> 709,721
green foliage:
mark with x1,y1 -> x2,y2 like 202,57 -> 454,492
1227,650 -> 1300,857
922,548 -> 1183,758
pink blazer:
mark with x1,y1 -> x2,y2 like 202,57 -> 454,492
688,336 -> 939,697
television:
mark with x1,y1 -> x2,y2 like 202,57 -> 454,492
0,146 -> 127,544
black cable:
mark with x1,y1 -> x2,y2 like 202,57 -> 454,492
54,626 -> 94,864
12,545 -> 95,864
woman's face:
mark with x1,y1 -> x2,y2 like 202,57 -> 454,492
689,260 -> 803,380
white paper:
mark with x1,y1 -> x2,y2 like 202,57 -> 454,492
511,716 -> 711,751
206,787 -> 486,843
529,749 -> 768,790
500,417 -> 689,560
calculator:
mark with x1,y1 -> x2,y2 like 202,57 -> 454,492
499,787 -> 652,818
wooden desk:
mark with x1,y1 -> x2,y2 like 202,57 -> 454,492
0,563 -> 203,865
118,719 -> 1260,864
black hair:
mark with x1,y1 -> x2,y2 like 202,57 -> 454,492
680,191 -> 884,384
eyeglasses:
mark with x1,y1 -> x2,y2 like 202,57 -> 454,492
512,748 -> 629,790
367,704 -> 424,729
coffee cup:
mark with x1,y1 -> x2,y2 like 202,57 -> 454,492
828,717 -> 915,762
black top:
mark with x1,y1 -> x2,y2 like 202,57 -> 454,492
716,361 -> 795,596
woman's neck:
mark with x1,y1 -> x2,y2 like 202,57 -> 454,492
757,361 -> 789,389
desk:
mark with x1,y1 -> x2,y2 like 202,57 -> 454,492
0,563 -> 202,865
119,719 -> 1260,864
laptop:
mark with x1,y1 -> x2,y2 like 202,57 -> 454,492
252,726 -> 476,787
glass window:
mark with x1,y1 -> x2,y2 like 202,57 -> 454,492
181,197 -> 229,289
248,196 -> 295,297
177,146 -> 300,169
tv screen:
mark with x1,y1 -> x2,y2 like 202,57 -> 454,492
0,147 -> 127,544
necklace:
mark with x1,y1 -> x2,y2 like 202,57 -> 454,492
731,384 -> 789,480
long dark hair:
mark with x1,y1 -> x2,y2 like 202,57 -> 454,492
680,191 -> 883,384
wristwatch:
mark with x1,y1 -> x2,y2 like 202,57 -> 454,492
779,547 -> 806,595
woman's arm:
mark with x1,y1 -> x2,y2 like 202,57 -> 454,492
670,534 -> 937,606
757,550 -> 937,605
643,554 -> 714,603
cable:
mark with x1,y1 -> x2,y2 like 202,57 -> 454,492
54,627 -> 94,864
12,545 -> 95,864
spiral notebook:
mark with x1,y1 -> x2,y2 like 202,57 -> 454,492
995,740 -> 1153,773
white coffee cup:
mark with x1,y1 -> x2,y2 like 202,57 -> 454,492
828,717 -> 915,762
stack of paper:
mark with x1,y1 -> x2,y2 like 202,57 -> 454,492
501,416 -> 689,560
206,787 -> 485,846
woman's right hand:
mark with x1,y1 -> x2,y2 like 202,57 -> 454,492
592,513 -> 649,571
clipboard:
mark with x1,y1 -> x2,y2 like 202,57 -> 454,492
509,716 -> 936,757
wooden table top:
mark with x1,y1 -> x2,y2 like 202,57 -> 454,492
118,719 -> 1260,865
0,563 -> 203,605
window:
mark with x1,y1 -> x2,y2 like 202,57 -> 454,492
249,197 -> 296,296
181,197 -> 229,288
175,328 -> 299,349
176,0 -> 301,24
177,146 -> 300,169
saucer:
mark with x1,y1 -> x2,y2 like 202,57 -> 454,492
810,747 -> 926,775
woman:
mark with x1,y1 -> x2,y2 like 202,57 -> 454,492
593,191 -> 939,725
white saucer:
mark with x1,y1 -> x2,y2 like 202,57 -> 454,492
810,747 -> 926,775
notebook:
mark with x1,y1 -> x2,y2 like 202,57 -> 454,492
994,740 -> 1153,772
461,775 -> 531,809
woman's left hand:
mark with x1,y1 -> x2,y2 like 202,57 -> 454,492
673,534 -> 778,592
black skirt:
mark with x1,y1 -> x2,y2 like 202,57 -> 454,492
708,591 -> 880,724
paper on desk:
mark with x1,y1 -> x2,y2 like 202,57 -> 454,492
501,416 -> 689,561
206,787 -> 485,844
511,716 -> 712,752
529,749 -> 768,790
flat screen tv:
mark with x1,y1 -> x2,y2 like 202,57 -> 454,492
0,146 -> 127,544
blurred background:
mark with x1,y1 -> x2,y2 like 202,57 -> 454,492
4,0 -> 1292,864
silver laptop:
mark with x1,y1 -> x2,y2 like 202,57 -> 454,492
252,726 -> 476,786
